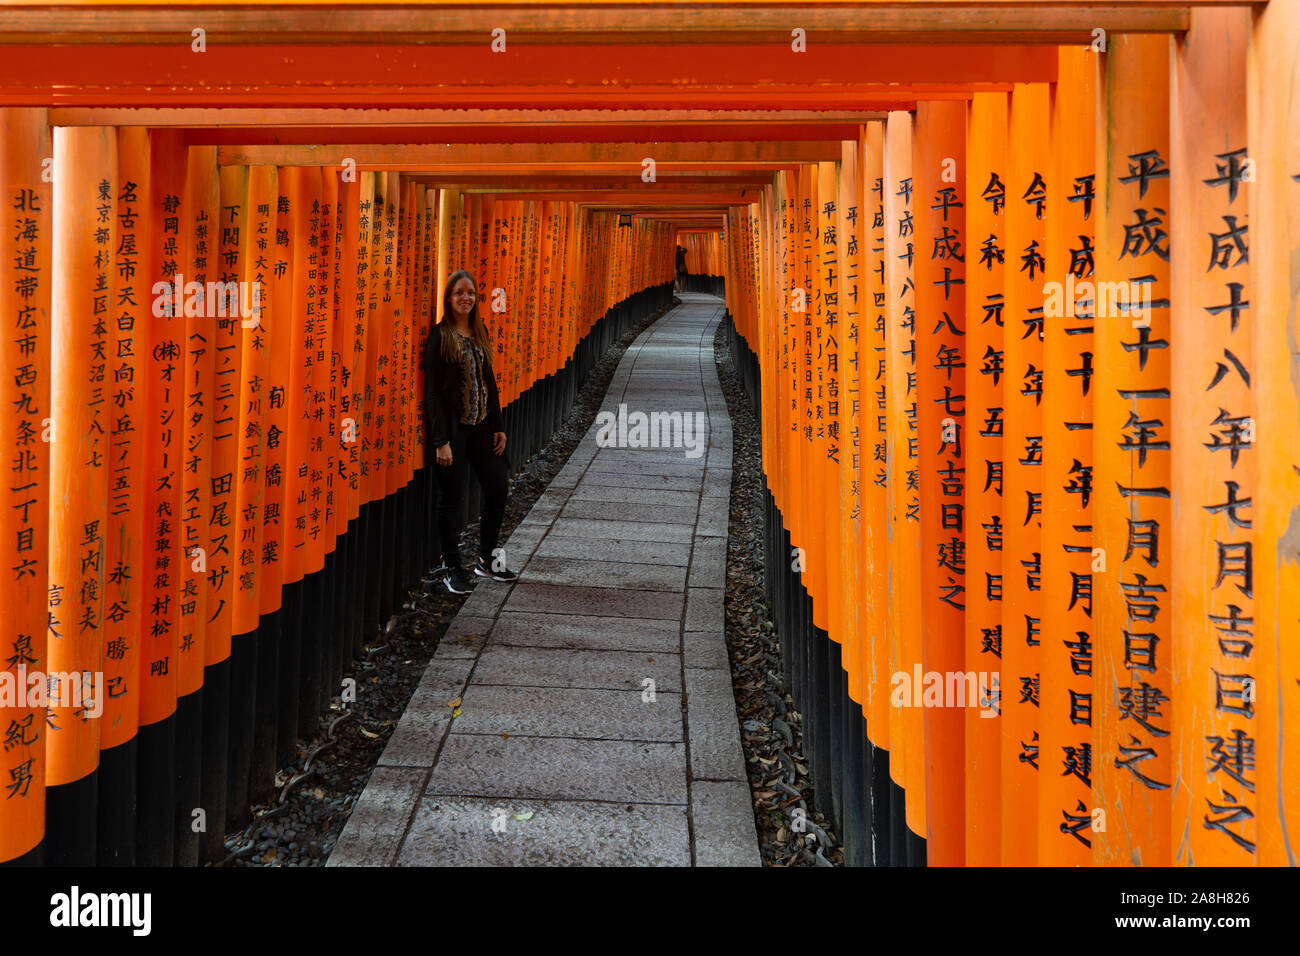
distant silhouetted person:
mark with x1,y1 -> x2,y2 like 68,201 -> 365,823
675,243 -> 688,292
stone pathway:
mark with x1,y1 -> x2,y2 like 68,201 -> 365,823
328,293 -> 760,866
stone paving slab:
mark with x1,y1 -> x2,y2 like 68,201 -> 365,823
691,781 -> 763,867
695,496 -> 731,537
489,611 -> 681,652
519,554 -> 687,591
503,581 -> 684,619
688,537 -> 727,589
451,684 -> 683,740
703,470 -> 732,497
378,657 -> 475,767
546,516 -> 696,544
683,629 -> 731,670
533,534 -> 693,567
569,485 -> 702,507
587,458 -> 707,477
685,668 -> 749,782
469,645 -> 682,693
560,498 -> 700,526
331,294 -> 755,867
580,471 -> 703,492
427,735 -> 689,804
325,767 -> 426,867
685,586 -> 725,633
396,797 -> 692,867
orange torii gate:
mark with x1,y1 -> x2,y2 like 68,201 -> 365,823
0,0 -> 1297,869
0,130 -> 683,863
735,5 -> 1299,868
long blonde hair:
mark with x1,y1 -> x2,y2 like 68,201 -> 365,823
435,269 -> 493,367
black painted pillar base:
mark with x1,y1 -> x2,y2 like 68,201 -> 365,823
172,688 -> 203,866
136,715 -> 175,866
199,656 -> 230,863
45,770 -> 97,866
226,625 -> 258,830
97,736 -> 137,865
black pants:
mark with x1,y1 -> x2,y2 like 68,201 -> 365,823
433,418 -> 508,570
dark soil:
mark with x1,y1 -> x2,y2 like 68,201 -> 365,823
711,317 -> 843,867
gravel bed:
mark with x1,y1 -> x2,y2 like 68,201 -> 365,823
711,317 -> 844,867
215,299 -> 675,867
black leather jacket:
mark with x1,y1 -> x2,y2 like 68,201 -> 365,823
422,325 -> 504,450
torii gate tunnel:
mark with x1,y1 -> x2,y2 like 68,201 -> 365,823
0,0 -> 1298,874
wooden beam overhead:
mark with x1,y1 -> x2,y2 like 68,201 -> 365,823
0,4 -> 1199,46
407,172 -> 778,186
0,42 -> 1053,107
466,190 -> 750,201
50,106 -> 888,127
179,123 -> 869,146
217,140 -> 845,166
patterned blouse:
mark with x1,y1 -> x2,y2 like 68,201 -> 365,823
456,332 -> 490,426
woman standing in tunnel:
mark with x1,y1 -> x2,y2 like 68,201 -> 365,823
424,269 -> 519,594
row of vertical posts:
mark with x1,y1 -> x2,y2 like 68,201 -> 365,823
0,120 -> 677,865
722,8 -> 1300,865
677,230 -> 726,295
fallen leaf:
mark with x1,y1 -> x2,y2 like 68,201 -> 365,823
513,811 -> 534,822
501,732 -> 510,740
446,696 -> 462,708
359,727 -> 380,739
261,849 -> 276,864
451,707 -> 462,718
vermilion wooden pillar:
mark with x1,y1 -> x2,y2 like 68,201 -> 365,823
396,178 -> 414,489
379,172 -> 400,502
45,124 -> 116,865
178,146 -> 217,699
308,168 -> 335,576
340,172 -> 364,538
1171,7 -> 1256,865
0,108 -> 51,865
816,159 -> 841,652
1092,34 -> 1174,868
963,90 -> 1007,867
999,82 -> 1049,867
233,165 -> 272,638
914,98 -> 968,866
787,166 -> 808,655
837,138 -> 864,718
194,160 -> 246,861
883,111 -> 923,841
208,164 -> 246,678
230,163 -> 273,818
97,126 -> 149,864
816,157 -> 843,827
136,128 -> 185,865
1038,46 -> 1096,866
861,121 -> 892,765
175,143 -> 218,866
361,172 -> 384,511
322,169 -> 342,557
1249,0 -> 1300,868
